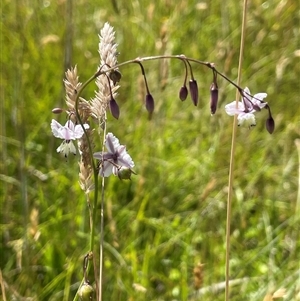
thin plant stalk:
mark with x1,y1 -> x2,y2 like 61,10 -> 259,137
99,114 -> 107,301
225,1 -> 248,300
73,78 -> 99,301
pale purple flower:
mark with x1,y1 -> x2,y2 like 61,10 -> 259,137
94,133 -> 134,177
51,119 -> 89,157
225,87 -> 267,127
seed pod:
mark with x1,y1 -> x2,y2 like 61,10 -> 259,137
189,79 -> 199,106
210,82 -> 218,114
117,166 -> 135,180
78,282 -> 94,301
109,98 -> 120,119
145,93 -> 155,113
109,70 -> 122,85
179,85 -> 188,101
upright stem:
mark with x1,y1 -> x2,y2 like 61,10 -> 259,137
225,1 -> 248,300
99,115 -> 107,301
73,75 -> 99,301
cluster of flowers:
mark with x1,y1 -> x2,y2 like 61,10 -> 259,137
51,23 -> 135,182
50,22 -> 275,182
51,118 -> 135,179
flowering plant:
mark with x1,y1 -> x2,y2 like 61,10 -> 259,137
49,21 -> 275,301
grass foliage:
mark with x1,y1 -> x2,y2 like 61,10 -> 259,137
1,0 -> 300,300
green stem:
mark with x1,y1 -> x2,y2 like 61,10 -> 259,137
73,73 -> 99,301
225,1 -> 248,301
99,115 -> 107,301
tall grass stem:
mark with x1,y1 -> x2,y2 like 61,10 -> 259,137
225,0 -> 248,300
99,116 -> 107,301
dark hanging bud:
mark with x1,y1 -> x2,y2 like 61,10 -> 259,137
189,79 -> 198,106
109,69 -> 122,85
179,85 -> 188,101
52,108 -> 64,114
266,116 -> 275,134
210,82 -> 218,114
78,282 -> 94,301
109,98 -> 120,119
145,93 -> 155,114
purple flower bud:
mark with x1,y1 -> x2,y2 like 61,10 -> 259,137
109,98 -> 120,119
189,79 -> 198,106
210,82 -> 218,114
145,93 -> 155,113
266,116 -> 275,134
52,108 -> 64,114
179,85 -> 188,101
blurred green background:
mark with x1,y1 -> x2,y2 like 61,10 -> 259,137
1,0 -> 299,300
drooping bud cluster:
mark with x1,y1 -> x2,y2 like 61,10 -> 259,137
178,57 -> 199,106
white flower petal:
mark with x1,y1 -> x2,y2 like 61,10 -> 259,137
118,152 -> 134,168
74,124 -> 89,139
51,119 -> 89,141
51,119 -> 64,139
105,133 -> 120,153
237,112 -> 256,127
244,87 -> 250,95
93,152 -> 103,160
65,120 -> 75,131
112,166 -> 119,176
60,126 -> 75,140
253,93 -> 268,109
225,101 -> 245,116
99,161 -> 113,177
56,140 -> 76,157
253,93 -> 267,101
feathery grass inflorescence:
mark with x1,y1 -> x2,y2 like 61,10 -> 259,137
91,23 -> 121,122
